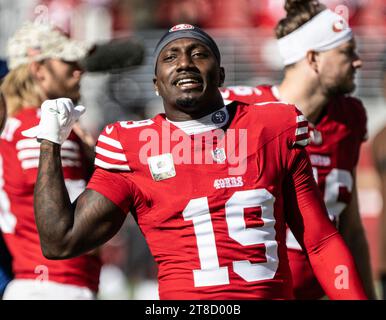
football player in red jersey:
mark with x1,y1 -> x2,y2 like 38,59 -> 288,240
0,89 -> 13,298
0,22 -> 101,299
220,0 -> 375,299
28,24 -> 367,299
372,50 -> 386,300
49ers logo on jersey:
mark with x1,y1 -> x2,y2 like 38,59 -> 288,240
213,176 -> 243,189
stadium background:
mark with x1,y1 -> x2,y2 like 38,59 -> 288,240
0,0 -> 385,299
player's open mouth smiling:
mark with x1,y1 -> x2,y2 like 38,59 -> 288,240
173,76 -> 203,90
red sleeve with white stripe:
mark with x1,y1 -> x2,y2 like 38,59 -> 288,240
94,123 -> 131,172
14,133 -> 84,188
282,108 -> 367,299
87,123 -> 134,213
291,107 -> 310,148
17,138 -> 81,169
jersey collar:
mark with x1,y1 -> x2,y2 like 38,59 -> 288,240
166,106 -> 229,136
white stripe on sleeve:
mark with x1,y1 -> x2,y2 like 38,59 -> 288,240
17,139 -> 80,151
95,146 -> 127,161
17,149 -> 40,161
95,158 -> 131,171
16,139 -> 40,150
62,140 -> 80,151
295,138 -> 310,147
61,160 -> 81,168
61,150 -> 80,160
21,159 -> 39,169
21,158 -> 81,170
98,135 -> 123,150
295,126 -> 308,136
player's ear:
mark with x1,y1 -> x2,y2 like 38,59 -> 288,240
306,50 -> 319,73
29,61 -> 45,81
153,77 -> 160,96
28,61 -> 43,79
219,67 -> 225,87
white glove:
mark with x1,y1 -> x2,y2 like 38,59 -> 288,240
22,98 -> 86,145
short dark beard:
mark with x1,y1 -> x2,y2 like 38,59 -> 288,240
176,97 -> 198,109
326,83 -> 355,97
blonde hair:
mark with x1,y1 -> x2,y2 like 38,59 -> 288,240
275,0 -> 324,39
1,64 -> 43,116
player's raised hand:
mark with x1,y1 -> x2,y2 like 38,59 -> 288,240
22,98 -> 86,145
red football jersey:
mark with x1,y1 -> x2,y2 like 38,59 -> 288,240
221,85 -> 368,298
0,108 -> 101,292
87,102 -> 360,299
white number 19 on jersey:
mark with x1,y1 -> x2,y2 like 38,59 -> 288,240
182,189 -> 278,287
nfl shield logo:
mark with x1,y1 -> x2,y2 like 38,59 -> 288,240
212,148 -> 226,163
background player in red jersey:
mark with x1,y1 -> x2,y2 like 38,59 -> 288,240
0,88 -> 13,299
27,24 -> 367,299
0,22 -> 101,299
221,0 -> 376,299
372,49 -> 386,299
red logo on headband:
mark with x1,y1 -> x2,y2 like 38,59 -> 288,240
332,19 -> 345,32
169,24 -> 195,32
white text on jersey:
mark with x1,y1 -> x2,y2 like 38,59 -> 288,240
213,176 -> 244,189
310,154 -> 331,167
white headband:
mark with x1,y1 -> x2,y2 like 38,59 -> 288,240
277,9 -> 353,66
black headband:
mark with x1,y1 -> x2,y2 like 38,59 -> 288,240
153,24 -> 221,73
